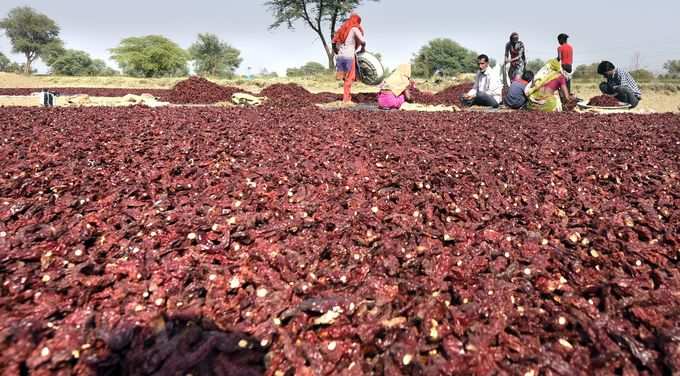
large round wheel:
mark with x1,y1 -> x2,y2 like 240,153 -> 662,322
357,52 -> 384,86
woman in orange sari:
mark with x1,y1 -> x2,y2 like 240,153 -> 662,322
332,12 -> 366,103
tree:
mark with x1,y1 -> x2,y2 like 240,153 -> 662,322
258,68 -> 278,78
0,52 -> 10,72
188,33 -> 242,77
266,0 -> 377,70
10,62 -> 35,74
412,38 -> 479,78
40,42 -> 66,67
572,63 -> 600,80
49,49 -> 116,76
110,35 -> 189,77
90,59 -> 117,76
0,59 -> 26,74
664,60 -> 680,75
49,49 -> 90,75
286,61 -> 327,76
0,7 -> 62,74
526,59 -> 545,74
629,69 -> 655,81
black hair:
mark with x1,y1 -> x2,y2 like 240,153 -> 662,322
558,33 -> 568,43
597,61 -> 615,75
522,70 -> 534,82
478,54 -> 489,63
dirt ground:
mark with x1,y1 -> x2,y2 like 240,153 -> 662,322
573,86 -> 680,114
1,72 -> 678,112
0,72 -> 372,93
0,93 -> 167,107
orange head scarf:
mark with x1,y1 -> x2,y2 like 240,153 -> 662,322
333,13 -> 364,45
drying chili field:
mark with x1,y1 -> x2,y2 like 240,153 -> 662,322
1,106 -> 680,375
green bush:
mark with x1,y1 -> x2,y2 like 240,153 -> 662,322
286,61 -> 327,77
572,63 -> 600,80
257,69 -> 278,78
629,69 -> 655,82
526,59 -> 545,74
188,33 -> 241,77
49,49 -> 117,76
658,74 -> 680,80
110,35 -> 189,77
0,52 -> 11,72
664,60 -> 680,75
412,38 -> 479,78
4,61 -> 34,74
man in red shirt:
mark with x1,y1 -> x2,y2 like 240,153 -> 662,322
557,33 -> 573,93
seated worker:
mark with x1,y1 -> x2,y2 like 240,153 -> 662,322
597,61 -> 641,108
377,64 -> 414,110
504,70 -> 534,109
525,59 -> 575,112
461,54 -> 502,108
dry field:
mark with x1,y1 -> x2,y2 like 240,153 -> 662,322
2,72 -> 677,112
0,72 -> 378,94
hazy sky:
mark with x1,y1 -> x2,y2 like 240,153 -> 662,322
0,1 -> 677,75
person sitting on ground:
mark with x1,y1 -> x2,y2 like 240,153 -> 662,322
504,70 -> 534,109
377,64 -> 415,110
332,12 -> 366,104
525,59 -> 575,112
505,32 -> 526,83
461,54 -> 503,108
597,61 -> 641,108
556,33 -> 573,94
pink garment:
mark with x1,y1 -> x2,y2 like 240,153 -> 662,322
544,75 -> 567,91
377,91 -> 405,109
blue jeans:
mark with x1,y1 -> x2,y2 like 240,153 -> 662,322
336,57 -> 353,73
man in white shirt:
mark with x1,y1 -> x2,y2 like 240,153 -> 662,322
461,54 -> 503,108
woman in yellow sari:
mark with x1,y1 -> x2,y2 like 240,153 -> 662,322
524,59 -> 574,112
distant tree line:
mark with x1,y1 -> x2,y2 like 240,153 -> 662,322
0,6 -> 242,77
572,62 -> 664,81
1,6 -> 678,80
286,61 -> 327,77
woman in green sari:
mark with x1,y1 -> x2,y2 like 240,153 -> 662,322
524,59 -> 574,112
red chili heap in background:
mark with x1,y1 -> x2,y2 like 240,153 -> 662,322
0,79 -> 476,108
161,76 -> 250,104
410,83 -> 473,107
260,83 -> 324,107
1,107 -> 679,375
